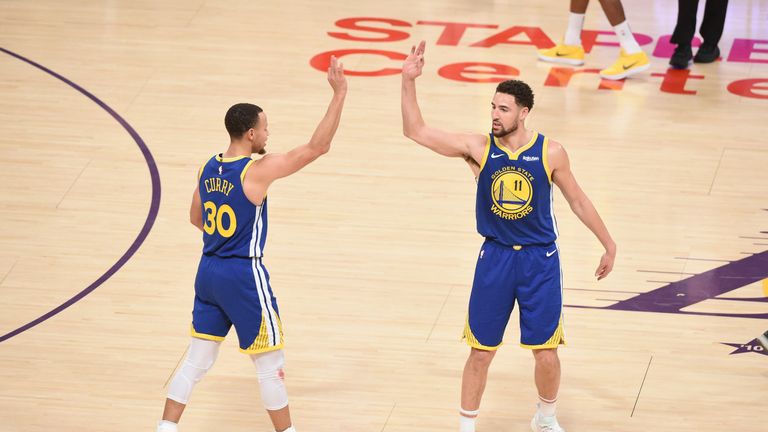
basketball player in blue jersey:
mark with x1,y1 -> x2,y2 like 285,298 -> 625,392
156,56 -> 347,432
401,41 -> 616,432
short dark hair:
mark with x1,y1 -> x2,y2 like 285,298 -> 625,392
495,80 -> 534,111
225,103 -> 263,138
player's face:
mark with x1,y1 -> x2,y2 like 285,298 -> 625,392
491,93 -> 528,138
250,112 -> 269,155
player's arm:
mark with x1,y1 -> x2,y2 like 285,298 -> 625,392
464,155 -> 481,179
247,56 -> 347,191
549,140 -> 616,280
189,185 -> 204,232
401,41 -> 486,162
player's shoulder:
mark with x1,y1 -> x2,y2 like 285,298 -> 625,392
199,154 -> 216,167
197,154 -> 217,179
545,137 -> 565,152
543,137 -> 569,170
545,138 -> 568,160
247,154 -> 271,171
469,132 -> 490,145
466,132 -> 491,164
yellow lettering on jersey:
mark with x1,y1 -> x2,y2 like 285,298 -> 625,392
202,201 -> 237,237
203,177 -> 236,196
492,165 -> 535,182
203,201 -> 216,235
490,204 -> 534,220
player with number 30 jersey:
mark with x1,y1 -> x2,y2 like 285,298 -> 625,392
157,56 -> 348,432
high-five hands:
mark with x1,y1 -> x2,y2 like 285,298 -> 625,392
327,55 -> 347,94
402,40 -> 426,80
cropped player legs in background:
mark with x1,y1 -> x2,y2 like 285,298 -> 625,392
537,0 -> 650,80
669,0 -> 729,69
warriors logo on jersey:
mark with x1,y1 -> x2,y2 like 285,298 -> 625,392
489,166 -> 534,220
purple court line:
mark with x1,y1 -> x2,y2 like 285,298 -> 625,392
637,269 -> 697,275
567,250 -> 768,319
718,297 -> 768,303
674,257 -> 732,262
565,287 -> 644,294
0,47 -> 161,343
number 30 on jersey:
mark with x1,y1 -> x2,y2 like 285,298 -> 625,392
203,201 -> 237,237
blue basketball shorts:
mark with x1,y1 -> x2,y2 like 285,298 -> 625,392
463,239 -> 565,350
192,255 -> 284,354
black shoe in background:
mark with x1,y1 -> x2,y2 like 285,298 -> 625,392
694,43 -> 720,63
669,44 -> 692,69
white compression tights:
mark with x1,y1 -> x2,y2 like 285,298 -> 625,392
167,338 -> 221,404
251,349 -> 289,411
166,339 -> 288,411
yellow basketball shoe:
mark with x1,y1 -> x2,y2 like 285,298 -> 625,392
599,49 -> 650,80
537,44 -> 585,66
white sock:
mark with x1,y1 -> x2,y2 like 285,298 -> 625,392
156,420 -> 178,432
538,396 -> 557,418
613,21 -> 641,54
459,408 -> 479,432
564,13 -> 585,46
279,427 -> 296,432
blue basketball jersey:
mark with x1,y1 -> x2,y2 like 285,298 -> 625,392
198,154 -> 267,258
475,132 -> 558,246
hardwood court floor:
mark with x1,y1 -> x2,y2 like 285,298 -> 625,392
0,1 -> 766,431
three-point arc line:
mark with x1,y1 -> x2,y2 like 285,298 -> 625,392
0,47 -> 161,343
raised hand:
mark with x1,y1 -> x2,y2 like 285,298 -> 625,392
327,55 -> 347,94
402,40 -> 426,80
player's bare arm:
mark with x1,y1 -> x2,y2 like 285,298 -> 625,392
401,40 -> 486,164
548,140 -> 616,280
465,155 -> 481,178
244,55 -> 348,202
189,185 -> 204,232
